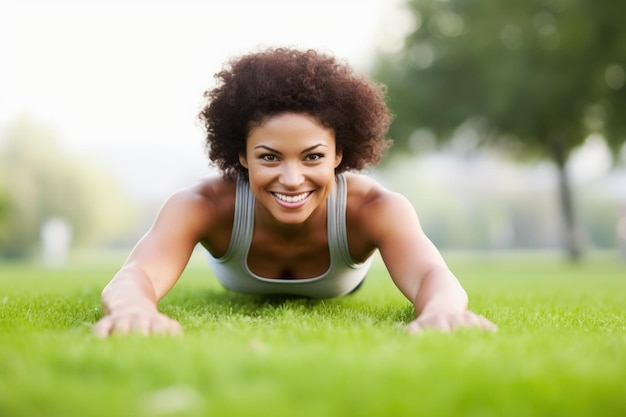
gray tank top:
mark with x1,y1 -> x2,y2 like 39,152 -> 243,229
207,174 -> 373,298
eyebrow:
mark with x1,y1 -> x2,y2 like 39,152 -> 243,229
253,144 -> 328,154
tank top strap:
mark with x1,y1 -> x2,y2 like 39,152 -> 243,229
327,174 -> 356,266
221,178 -> 255,262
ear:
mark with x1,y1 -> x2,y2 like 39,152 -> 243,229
239,153 -> 249,169
334,149 -> 343,168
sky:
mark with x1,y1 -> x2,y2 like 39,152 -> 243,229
0,0 -> 620,203
0,0 -> 409,198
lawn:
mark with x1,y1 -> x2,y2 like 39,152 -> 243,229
0,250 -> 625,417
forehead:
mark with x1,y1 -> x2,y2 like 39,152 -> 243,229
247,112 -> 335,145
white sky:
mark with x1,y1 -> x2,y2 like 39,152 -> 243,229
0,0 -> 406,198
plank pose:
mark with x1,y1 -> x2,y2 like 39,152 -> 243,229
93,47 -> 497,337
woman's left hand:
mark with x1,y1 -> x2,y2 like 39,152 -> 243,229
407,310 -> 497,334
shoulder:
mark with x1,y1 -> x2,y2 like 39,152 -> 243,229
344,172 -> 412,213
344,172 -> 420,243
168,175 -> 235,207
155,175 -> 237,233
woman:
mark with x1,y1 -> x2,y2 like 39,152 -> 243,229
93,47 -> 496,337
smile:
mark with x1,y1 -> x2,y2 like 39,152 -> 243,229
272,192 -> 312,203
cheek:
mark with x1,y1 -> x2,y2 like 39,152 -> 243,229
247,166 -> 273,186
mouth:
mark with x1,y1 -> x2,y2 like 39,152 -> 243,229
272,191 -> 313,205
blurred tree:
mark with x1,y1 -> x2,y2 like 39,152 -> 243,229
374,0 -> 626,260
0,117 -> 136,258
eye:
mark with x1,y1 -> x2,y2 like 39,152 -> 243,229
261,154 -> 278,162
305,153 -> 324,162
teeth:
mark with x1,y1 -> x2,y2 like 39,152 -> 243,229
274,192 -> 310,203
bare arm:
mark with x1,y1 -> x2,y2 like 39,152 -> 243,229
361,186 -> 496,333
93,187 -> 215,337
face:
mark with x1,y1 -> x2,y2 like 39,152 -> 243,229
239,112 -> 342,226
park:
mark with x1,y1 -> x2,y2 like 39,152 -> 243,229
1,0 -> 625,416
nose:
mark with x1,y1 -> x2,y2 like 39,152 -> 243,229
278,162 -> 304,188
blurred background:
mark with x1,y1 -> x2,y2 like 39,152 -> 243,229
1,0 -> 624,266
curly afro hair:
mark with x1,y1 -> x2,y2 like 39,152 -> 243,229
198,47 -> 393,181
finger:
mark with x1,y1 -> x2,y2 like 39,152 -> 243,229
456,312 -> 482,329
406,321 -> 423,334
167,319 -> 184,336
457,313 -> 498,331
150,317 -> 183,336
93,317 -> 113,338
432,314 -> 453,332
111,316 -> 132,335
454,313 -> 497,332
477,315 -> 498,332
132,316 -> 154,336
407,315 -> 453,333
150,317 -> 169,335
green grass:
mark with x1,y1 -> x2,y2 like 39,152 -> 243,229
1,251 -> 625,417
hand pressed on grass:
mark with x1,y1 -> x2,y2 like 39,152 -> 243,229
93,309 -> 182,337
407,310 -> 497,334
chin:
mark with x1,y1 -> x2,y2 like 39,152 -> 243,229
272,212 -> 312,225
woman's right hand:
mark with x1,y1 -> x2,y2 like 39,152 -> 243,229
93,308 -> 183,338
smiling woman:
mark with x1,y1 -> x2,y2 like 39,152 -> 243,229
92,47 -> 497,337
